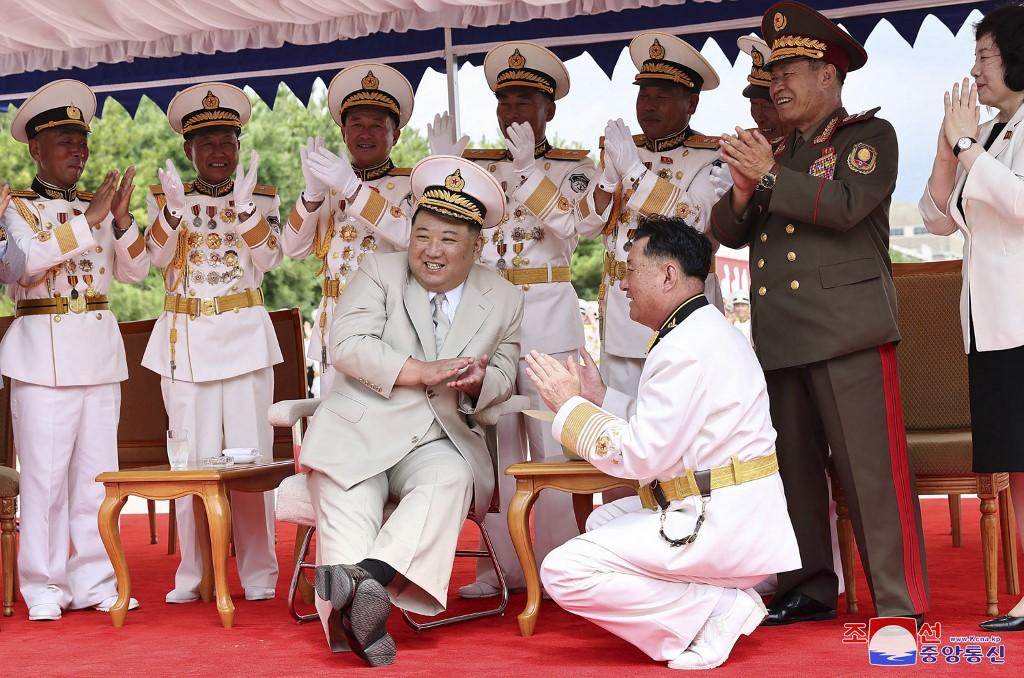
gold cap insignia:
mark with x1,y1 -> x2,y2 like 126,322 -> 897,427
649,38 -> 666,60
202,90 -> 220,109
362,70 -> 379,90
773,12 -> 787,31
508,48 -> 526,69
751,50 -> 764,68
444,169 -> 466,192
66,106 -> 81,120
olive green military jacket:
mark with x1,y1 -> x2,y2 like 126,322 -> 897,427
710,106 -> 900,371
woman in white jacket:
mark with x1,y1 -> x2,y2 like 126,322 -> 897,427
918,3 -> 1024,632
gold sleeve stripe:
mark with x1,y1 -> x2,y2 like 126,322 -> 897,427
523,176 -> 559,218
560,400 -> 608,457
639,176 -> 680,217
242,217 -> 271,248
127,233 -> 146,259
149,219 -> 169,247
288,206 -> 304,233
360,190 -> 387,227
55,222 -> 78,255
578,193 -> 591,220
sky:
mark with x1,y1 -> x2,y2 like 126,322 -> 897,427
402,12 -> 982,204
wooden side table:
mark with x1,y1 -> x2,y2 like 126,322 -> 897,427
96,460 -> 294,628
505,457 -> 637,637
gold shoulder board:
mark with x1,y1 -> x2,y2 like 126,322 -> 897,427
632,133 -> 648,148
11,189 -> 37,199
837,107 -> 881,130
149,183 -> 165,196
253,184 -> 277,197
462,148 -> 507,160
545,148 -> 591,161
684,134 -> 722,150
78,191 -> 94,202
388,167 -> 412,176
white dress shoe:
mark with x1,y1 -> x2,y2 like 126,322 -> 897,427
29,603 -> 62,621
668,591 -> 766,670
244,587 -> 275,601
94,596 -> 140,612
457,580 -> 504,599
165,588 -> 201,604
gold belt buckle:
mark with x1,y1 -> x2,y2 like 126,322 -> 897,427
201,299 -> 217,316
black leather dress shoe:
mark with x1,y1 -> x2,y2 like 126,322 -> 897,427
980,614 -> 1024,632
762,592 -> 837,626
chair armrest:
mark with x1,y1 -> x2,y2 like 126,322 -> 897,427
268,398 -> 322,427
473,395 -> 531,426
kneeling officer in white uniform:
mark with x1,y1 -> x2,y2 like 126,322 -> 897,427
527,216 -> 800,671
299,155 -> 524,667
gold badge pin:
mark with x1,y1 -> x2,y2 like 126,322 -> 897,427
751,50 -> 765,68
361,71 -> 379,90
847,143 -> 878,174
649,38 -> 666,61
202,90 -> 220,109
66,106 -> 82,120
444,169 -> 466,191
508,48 -> 526,69
773,12 -> 787,31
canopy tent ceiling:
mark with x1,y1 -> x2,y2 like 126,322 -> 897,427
0,0 -> 998,114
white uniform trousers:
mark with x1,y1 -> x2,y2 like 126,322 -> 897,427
542,498 -> 765,662
476,351 -> 582,590
161,368 -> 278,593
12,380 -> 120,609
309,439 -> 473,648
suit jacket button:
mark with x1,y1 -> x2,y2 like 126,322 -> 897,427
411,436 -> 419,443
760,233 -> 768,242
757,258 -> 765,269
785,224 -> 796,234
758,286 -> 767,296
787,251 -> 797,262
790,280 -> 800,290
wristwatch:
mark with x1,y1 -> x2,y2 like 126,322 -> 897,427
954,136 -> 977,157
756,168 -> 777,192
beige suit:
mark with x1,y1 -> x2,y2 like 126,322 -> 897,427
299,252 -> 523,617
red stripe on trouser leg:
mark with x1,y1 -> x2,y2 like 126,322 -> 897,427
879,342 -> 929,613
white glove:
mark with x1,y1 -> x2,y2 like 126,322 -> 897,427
597,121 -> 622,191
307,145 -> 360,201
232,150 -> 260,213
427,112 -> 470,157
157,159 -> 186,217
709,162 -> 734,199
506,122 -> 537,175
300,136 -> 327,202
607,119 -> 645,183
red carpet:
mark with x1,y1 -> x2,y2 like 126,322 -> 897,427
3,497 -> 1023,676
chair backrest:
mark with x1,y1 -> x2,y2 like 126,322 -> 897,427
892,261 -> 970,432
0,306 -> 309,469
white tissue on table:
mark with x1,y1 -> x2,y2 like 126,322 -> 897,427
222,448 -> 259,461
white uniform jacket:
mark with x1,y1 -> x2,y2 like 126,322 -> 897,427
919,103 -> 1024,352
0,189 -> 150,386
464,143 -> 595,355
578,131 -> 722,359
552,303 -> 801,578
142,182 -> 283,382
283,161 -> 412,363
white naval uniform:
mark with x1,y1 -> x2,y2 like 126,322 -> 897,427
282,161 -> 412,395
462,143 -> 595,588
542,303 -> 800,662
143,182 -> 283,595
0,187 -> 150,610
578,130 -> 723,416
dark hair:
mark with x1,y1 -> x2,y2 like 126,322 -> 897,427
633,216 -> 711,280
976,3 -> 1024,92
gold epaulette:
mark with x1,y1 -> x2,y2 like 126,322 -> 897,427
149,184 -> 164,196
253,184 -> 277,197
684,134 -> 722,149
11,189 -> 37,199
12,197 -> 39,229
183,181 -> 195,193
837,107 -> 881,129
463,148 -> 508,161
389,167 -> 411,176
632,133 -> 648,148
544,148 -> 591,161
78,191 -> 94,202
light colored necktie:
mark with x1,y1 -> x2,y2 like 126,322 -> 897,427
431,293 -> 450,355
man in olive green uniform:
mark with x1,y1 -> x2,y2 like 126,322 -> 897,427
710,1 -> 928,624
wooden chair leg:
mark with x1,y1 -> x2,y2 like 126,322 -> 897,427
147,499 -> 158,545
999,487 -> 1020,596
1,496 -> 17,617
949,494 -> 962,548
293,524 -> 315,605
167,499 -> 177,556
833,484 -> 858,614
980,490 -> 1000,616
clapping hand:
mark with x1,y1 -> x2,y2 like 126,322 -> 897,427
525,350 -> 583,413
709,162 -> 734,199
447,355 -> 489,398
943,77 -> 981,152
300,137 -> 327,202
110,166 -> 137,230
307,144 -> 361,201
719,127 -> 775,196
506,122 -> 537,174
427,112 -> 470,157
158,159 -> 186,219
605,119 -> 645,183
232,150 -> 260,213
84,170 -> 119,228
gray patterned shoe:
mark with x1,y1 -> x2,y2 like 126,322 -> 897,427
344,578 -> 396,667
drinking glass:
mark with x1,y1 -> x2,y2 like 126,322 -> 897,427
167,429 -> 191,470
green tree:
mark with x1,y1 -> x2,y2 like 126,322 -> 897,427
571,238 -> 604,301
